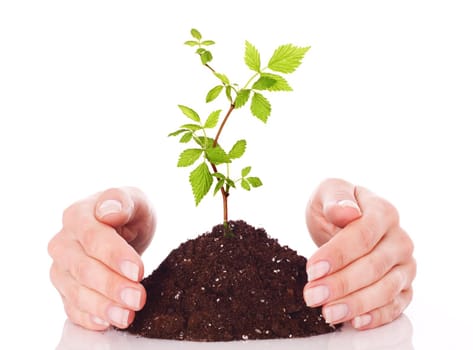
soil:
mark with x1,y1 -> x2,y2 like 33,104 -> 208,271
124,220 -> 340,341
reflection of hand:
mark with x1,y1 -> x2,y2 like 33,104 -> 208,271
48,187 -> 156,330
304,178 -> 416,329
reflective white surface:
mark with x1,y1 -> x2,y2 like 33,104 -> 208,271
56,314 -> 413,350
2,0 -> 473,349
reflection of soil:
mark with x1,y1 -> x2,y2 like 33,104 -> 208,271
56,314 -> 413,350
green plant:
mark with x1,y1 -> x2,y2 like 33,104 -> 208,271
169,28 -> 310,233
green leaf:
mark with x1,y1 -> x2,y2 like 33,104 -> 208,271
225,85 -> 232,102
168,129 -> 187,137
179,132 -> 193,143
241,166 -> 251,177
194,136 -> 214,148
260,73 -> 292,91
191,28 -> 202,40
252,76 -> 277,90
206,85 -> 224,103
226,178 -> 236,188
206,145 -> 230,165
268,44 -> 310,73
201,40 -> 215,46
229,140 -> 246,159
241,179 -> 251,191
247,176 -> 263,188
199,49 -> 213,65
177,149 -> 203,167
204,110 -> 221,129
234,89 -> 251,108
250,92 -> 271,122
178,105 -> 200,122
184,40 -> 199,47
179,123 -> 202,131
213,179 -> 225,195
244,41 -> 261,72
189,162 -> 213,206
214,72 -> 230,85
212,172 -> 226,180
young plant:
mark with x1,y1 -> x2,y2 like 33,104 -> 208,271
169,28 -> 310,232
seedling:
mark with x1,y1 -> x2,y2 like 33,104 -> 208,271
169,29 -> 309,233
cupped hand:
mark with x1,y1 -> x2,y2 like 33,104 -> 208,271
48,187 -> 156,330
304,178 -> 416,330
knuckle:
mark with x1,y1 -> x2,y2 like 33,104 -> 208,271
358,221 -> 378,251
368,254 -> 389,280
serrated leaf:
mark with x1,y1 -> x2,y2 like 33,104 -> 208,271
268,44 -> 310,74
260,73 -> 292,91
247,176 -> 263,188
234,89 -> 251,108
178,149 -> 203,167
229,140 -> 246,159
201,40 -> 215,46
179,132 -> 193,143
190,162 -> 213,206
241,179 -> 251,191
204,110 -> 221,129
191,28 -> 202,40
168,129 -> 187,137
214,72 -> 230,85
244,41 -> 261,72
199,49 -> 213,65
241,166 -> 251,177
194,136 -> 214,148
178,105 -> 200,122
206,85 -> 224,103
184,40 -> 199,47
213,179 -> 225,195
206,145 -> 231,165
179,123 -> 202,131
250,92 -> 271,123
252,76 -> 277,90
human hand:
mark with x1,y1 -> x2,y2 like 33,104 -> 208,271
48,187 -> 157,330
304,178 -> 416,330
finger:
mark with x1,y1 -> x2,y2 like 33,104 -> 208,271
306,178 -> 362,247
307,187 -> 399,280
51,263 -> 135,329
304,228 -> 413,307
61,203 -> 144,282
352,287 -> 414,330
52,237 -> 146,311
321,260 -> 416,325
62,299 -> 110,331
95,187 -> 156,254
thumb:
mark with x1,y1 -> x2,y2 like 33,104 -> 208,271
320,178 -> 362,228
95,188 -> 135,228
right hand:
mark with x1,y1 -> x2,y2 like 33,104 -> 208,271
48,187 -> 157,330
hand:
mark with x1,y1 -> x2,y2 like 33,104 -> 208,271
303,178 -> 416,330
48,187 -> 157,330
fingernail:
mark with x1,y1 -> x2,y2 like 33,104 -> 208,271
91,315 -> 110,327
337,199 -> 361,213
120,260 -> 140,282
97,199 -> 122,218
307,260 -> 330,281
324,303 -> 348,323
121,288 -> 142,310
353,314 -> 372,329
304,285 -> 330,306
108,306 -> 130,327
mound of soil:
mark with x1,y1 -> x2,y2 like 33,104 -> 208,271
124,220 -> 339,341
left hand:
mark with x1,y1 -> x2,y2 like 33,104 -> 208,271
304,178 -> 416,330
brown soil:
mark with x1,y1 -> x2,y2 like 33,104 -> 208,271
124,220 -> 340,341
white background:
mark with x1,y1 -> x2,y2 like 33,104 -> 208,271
1,1 -> 472,348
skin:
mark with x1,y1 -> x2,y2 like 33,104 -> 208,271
304,178 -> 416,330
48,179 -> 415,331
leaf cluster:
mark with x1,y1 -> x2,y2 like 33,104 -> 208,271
170,29 -> 310,211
